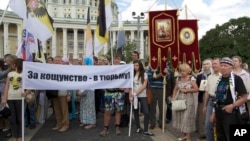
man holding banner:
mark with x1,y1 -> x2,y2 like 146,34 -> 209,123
51,56 -> 70,132
99,54 -> 125,137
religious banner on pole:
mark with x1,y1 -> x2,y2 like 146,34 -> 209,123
148,10 -> 179,76
178,19 -> 201,71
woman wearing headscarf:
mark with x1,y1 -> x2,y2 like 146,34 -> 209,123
77,57 -> 96,129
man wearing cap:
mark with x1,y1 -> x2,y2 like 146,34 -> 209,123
210,57 -> 248,141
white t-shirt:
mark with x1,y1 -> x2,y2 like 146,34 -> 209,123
133,73 -> 148,97
7,71 -> 22,100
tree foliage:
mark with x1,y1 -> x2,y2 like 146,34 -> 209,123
199,16 -> 250,65
103,41 -> 137,63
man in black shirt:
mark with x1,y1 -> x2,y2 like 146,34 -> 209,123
210,57 -> 248,141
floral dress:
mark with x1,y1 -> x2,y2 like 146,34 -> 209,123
79,90 -> 96,124
172,76 -> 196,133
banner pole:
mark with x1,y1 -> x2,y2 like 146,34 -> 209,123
128,98 -> 133,137
128,88 -> 133,137
109,28 -> 114,65
22,97 -> 25,141
162,76 -> 167,132
165,0 -> 167,10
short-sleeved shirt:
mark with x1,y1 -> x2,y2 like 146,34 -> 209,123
133,73 -> 148,97
206,73 -> 221,96
7,71 -> 22,100
215,75 -> 247,105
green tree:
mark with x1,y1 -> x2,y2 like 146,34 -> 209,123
104,41 -> 137,63
199,16 -> 250,65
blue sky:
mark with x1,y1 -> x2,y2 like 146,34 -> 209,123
1,0 -> 250,38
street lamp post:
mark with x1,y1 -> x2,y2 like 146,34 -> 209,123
132,12 -> 145,53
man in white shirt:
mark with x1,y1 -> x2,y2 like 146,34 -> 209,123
203,58 -> 221,141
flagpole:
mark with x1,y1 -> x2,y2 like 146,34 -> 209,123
165,0 -> 167,10
0,2 -> 9,25
185,4 -> 188,19
109,29 -> 114,65
162,0 -> 167,133
162,76 -> 166,132
22,97 -> 25,141
128,95 -> 133,136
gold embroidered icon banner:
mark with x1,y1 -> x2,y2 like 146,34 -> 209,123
149,10 -> 179,76
179,19 -> 201,71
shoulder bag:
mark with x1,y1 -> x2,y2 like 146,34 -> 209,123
171,90 -> 187,111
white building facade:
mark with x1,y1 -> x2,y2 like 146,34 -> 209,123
0,0 -> 149,60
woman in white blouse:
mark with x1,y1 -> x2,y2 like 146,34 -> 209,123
130,60 -> 154,136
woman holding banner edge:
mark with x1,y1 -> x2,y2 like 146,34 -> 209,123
130,60 -> 154,136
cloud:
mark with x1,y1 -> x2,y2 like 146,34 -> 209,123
118,0 -> 250,39
0,0 -> 9,11
1,0 -> 249,39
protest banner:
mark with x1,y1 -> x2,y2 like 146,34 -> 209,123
23,62 -> 133,90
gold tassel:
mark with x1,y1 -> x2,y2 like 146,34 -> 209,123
174,69 -> 179,77
153,70 -> 157,78
163,76 -> 167,85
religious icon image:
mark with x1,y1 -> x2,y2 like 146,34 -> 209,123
180,27 -> 195,45
155,19 -> 172,41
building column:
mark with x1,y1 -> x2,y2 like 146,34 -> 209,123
17,24 -> 22,44
41,41 -> 47,61
81,28 -> 87,54
73,28 -> 78,59
140,30 -> 144,59
130,30 -> 135,42
52,28 -> 57,57
15,24 -> 22,58
112,31 -> 116,48
144,36 -> 149,59
86,0 -> 90,5
63,28 -> 67,57
83,29 -> 86,55
3,23 -> 9,55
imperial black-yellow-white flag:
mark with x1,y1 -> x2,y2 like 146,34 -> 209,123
117,14 -> 126,52
9,0 -> 54,41
94,0 -> 113,55
85,7 -> 93,59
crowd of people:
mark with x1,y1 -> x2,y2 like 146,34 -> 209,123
0,52 -> 250,141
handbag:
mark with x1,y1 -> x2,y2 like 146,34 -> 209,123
171,90 -> 187,111
0,105 -> 11,118
146,82 -> 153,104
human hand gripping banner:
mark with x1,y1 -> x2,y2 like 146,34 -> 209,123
179,19 -> 201,71
148,10 -> 179,76
23,62 -> 133,90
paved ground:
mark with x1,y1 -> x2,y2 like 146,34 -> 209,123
0,108 -> 205,141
